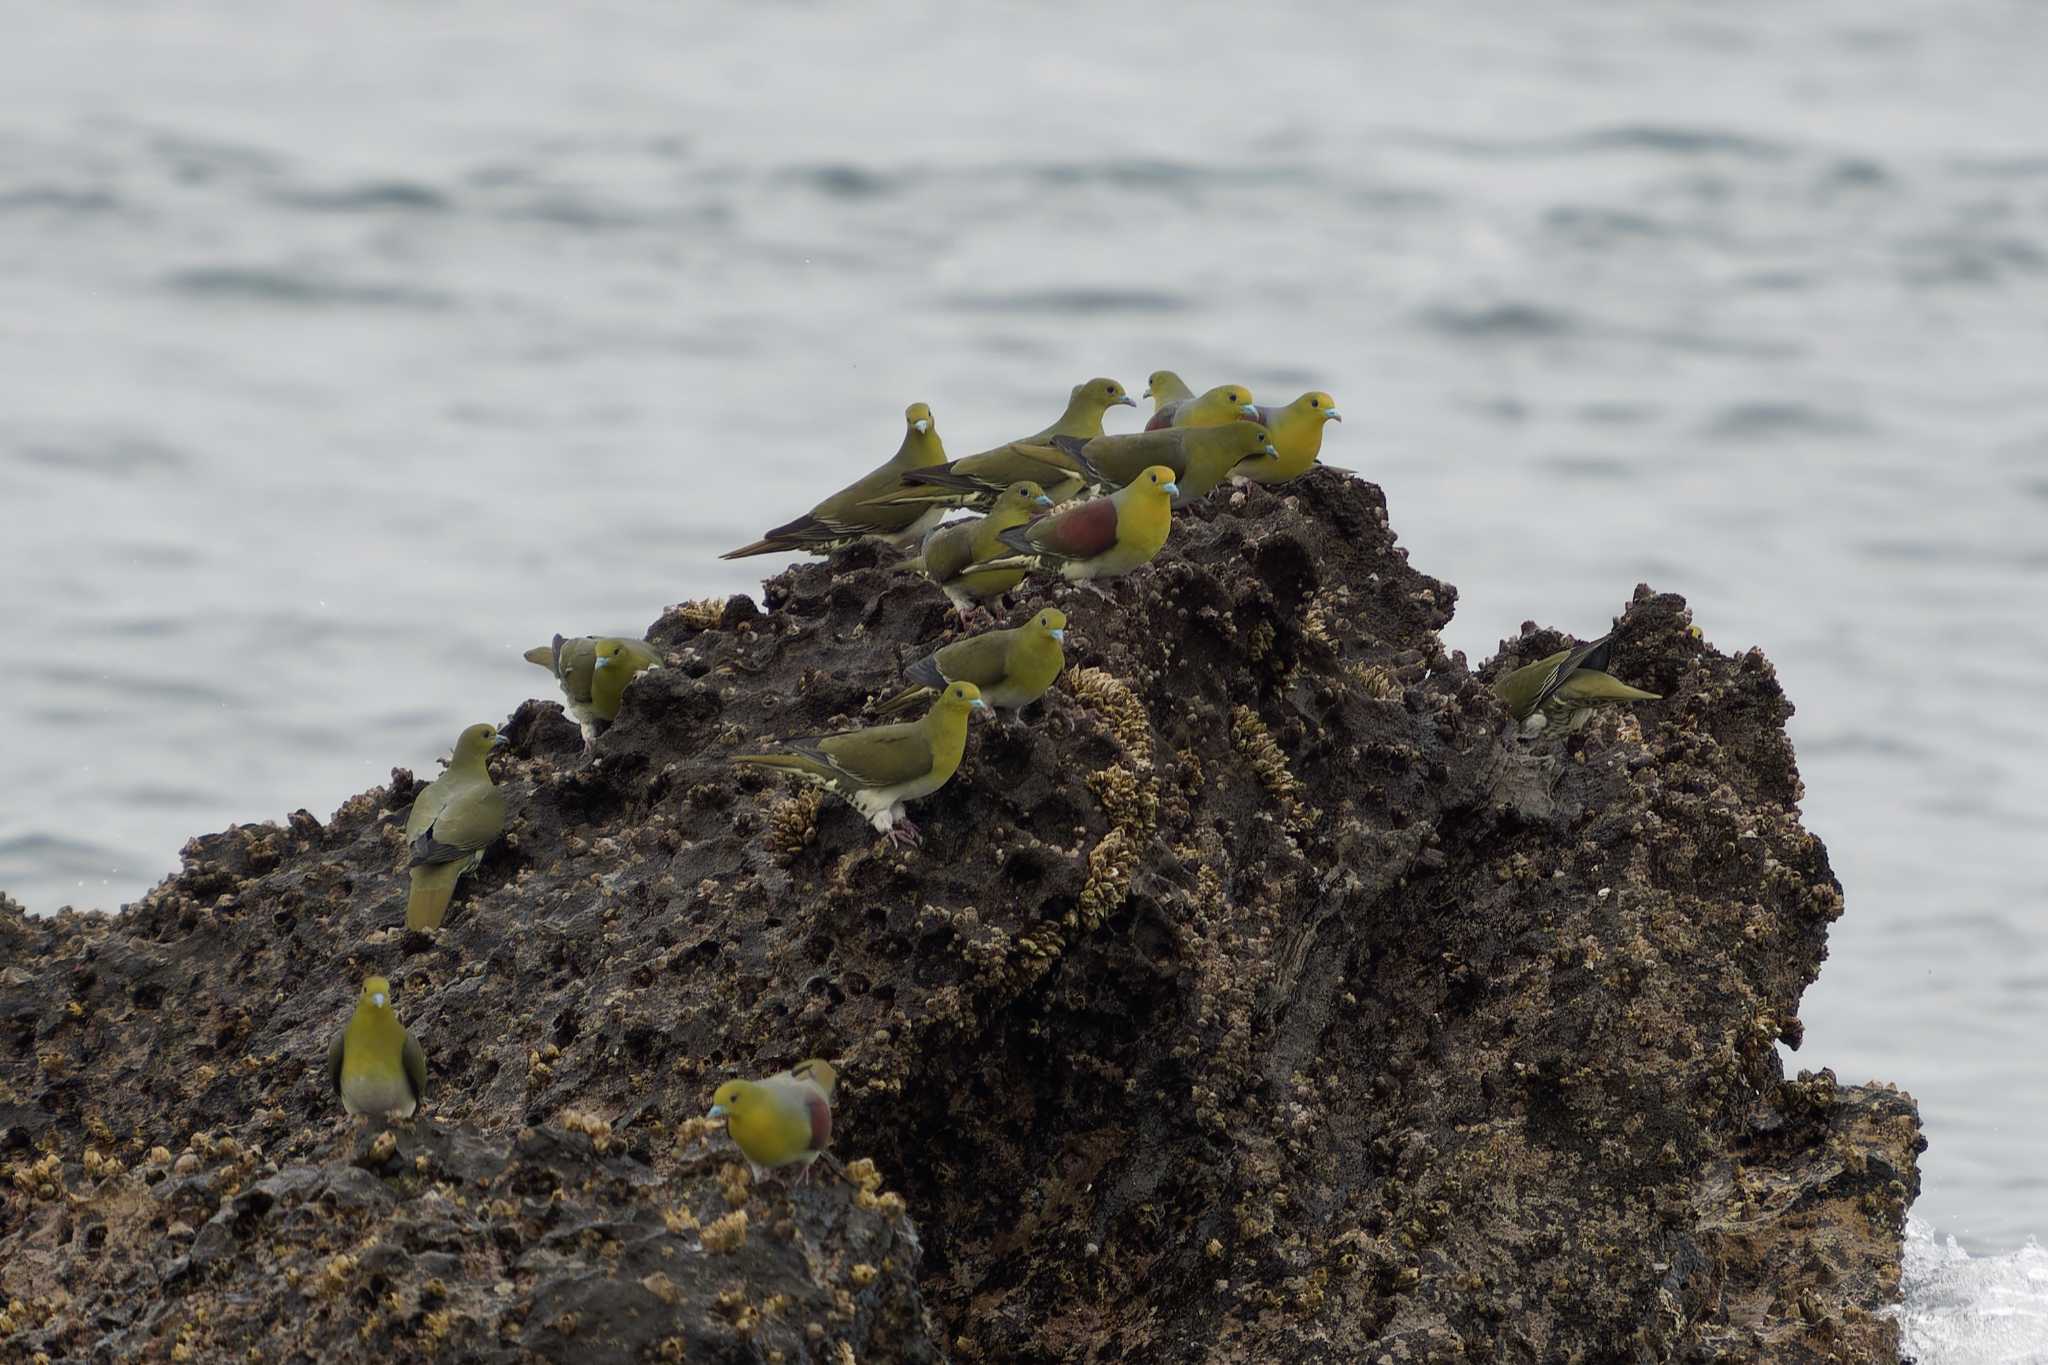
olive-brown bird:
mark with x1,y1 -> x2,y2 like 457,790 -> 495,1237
1493,632 -> 1662,739
869,377 -> 1133,510
327,976 -> 428,1120
708,1059 -> 837,1183
1144,383 -> 1259,431
403,723 -> 508,930
732,682 -> 986,845
523,635 -> 662,746
1053,424 -> 1277,500
903,481 -> 1053,621
872,608 -> 1067,718
722,403 -> 949,558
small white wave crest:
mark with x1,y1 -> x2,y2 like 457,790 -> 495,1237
1896,1218 -> 2048,1364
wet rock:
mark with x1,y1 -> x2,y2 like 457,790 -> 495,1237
0,469 -> 1918,1361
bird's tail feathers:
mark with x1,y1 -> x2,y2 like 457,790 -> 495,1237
404,864 -> 459,931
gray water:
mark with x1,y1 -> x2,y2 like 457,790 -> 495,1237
2,0 -> 2043,1299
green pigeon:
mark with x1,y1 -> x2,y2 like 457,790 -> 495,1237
523,634 -> 661,746
902,481 -> 1053,621
1144,383 -> 1260,431
403,723 -> 508,930
732,681 -> 986,846
327,975 -> 428,1120
1493,632 -> 1662,739
873,608 -> 1067,717
722,402 -> 949,558
1142,370 -> 1195,415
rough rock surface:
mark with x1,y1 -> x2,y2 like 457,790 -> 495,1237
0,469 -> 1921,1363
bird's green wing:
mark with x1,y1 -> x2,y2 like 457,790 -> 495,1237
326,1032 -> 345,1094
800,721 -> 937,788
410,779 -> 506,867
932,629 -> 1019,690
919,520 -> 978,585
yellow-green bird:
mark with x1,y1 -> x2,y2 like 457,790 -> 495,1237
523,635 -> 662,746
708,1059 -> 837,1183
873,608 -> 1067,718
1145,383 -> 1259,431
1241,392 -> 1341,484
326,975 -> 428,1120
722,403 -> 949,558
403,723 -> 508,931
732,681 -> 986,846
869,377 -> 1134,511
1052,424 -> 1277,500
988,465 -> 1180,594
1143,370 -> 1194,415
902,481 -> 1053,622
1493,632 -> 1662,739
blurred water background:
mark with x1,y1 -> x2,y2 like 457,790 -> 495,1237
2,0 -> 2043,1342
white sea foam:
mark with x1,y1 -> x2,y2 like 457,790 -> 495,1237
1896,1219 -> 2048,1364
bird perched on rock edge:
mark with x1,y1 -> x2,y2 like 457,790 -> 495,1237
708,1059 -> 837,1183
722,403 -> 949,558
986,466 -> 1180,594
1493,632 -> 1662,739
731,681 -> 986,846
523,635 -> 662,747
1240,391 -> 1341,484
873,608 -> 1067,717
900,481 -> 1053,623
403,722 -> 508,930
327,975 -> 428,1120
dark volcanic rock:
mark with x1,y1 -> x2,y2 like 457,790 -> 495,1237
0,469 -> 1920,1362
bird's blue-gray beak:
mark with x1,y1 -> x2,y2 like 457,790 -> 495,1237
1049,628 -> 1066,642
1262,442 -> 1279,456
708,1104 -> 728,1119
1034,494 -> 1052,507
1326,410 -> 1342,422
595,652 -> 613,668
1141,386 -> 1152,399
491,732 -> 511,748
1112,394 -> 1136,408
1239,403 -> 1259,417
371,992 -> 387,1007
970,698 -> 988,710
912,418 -> 930,433
1162,480 -> 1181,496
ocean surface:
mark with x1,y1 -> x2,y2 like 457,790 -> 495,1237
2,0 -> 2043,1347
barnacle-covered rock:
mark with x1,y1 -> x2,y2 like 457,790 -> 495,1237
0,469 -> 1918,1362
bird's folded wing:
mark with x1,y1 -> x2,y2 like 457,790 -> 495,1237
1024,497 -> 1120,560
796,723 -> 936,787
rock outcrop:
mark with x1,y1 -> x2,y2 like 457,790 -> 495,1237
0,469 -> 1921,1362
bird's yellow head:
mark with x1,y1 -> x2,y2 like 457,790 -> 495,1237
940,681 -> 988,713
904,402 -> 935,436
1144,369 -> 1188,400
359,975 -> 395,1011
451,723 -> 506,763
995,480 -> 1053,513
1134,465 -> 1181,499
1031,608 -> 1067,643
1075,377 -> 1134,410
708,1079 -> 756,1119
593,639 -> 632,669
1292,391 -> 1340,423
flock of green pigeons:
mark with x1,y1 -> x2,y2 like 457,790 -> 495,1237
328,368 -> 1661,1181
